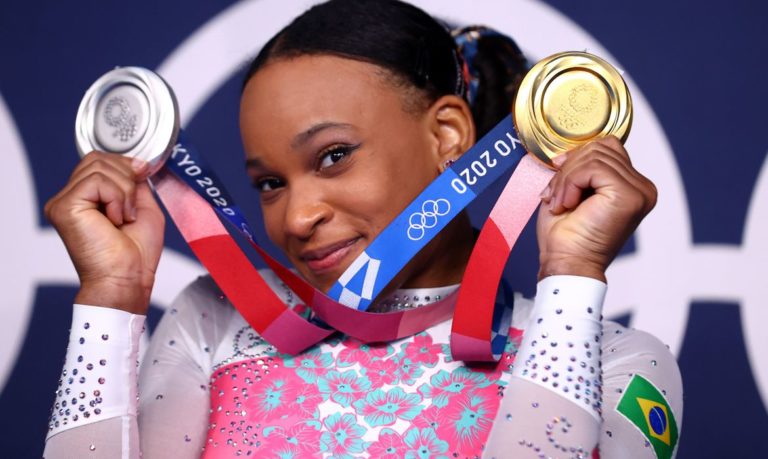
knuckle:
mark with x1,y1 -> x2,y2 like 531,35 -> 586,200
74,153 -> 101,175
632,193 -> 646,210
568,143 -> 589,158
80,151 -> 102,166
585,156 -> 606,171
630,188 -> 655,215
87,150 -> 108,159
88,170 -> 108,184
87,158 -> 112,175
603,135 -> 623,148
80,151 -> 122,170
43,198 -> 55,221
623,193 -> 645,214
44,198 -> 65,225
645,180 -> 659,211
597,136 -> 628,158
579,142 -> 608,162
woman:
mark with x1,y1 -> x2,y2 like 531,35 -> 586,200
43,0 -> 682,457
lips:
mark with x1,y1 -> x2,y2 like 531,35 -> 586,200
300,237 -> 360,273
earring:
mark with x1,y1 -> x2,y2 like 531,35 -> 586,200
444,158 -> 456,170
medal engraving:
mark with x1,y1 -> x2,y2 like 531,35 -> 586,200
75,67 -> 179,175
544,71 -> 610,140
103,96 -> 138,142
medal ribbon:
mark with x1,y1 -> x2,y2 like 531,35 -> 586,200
153,114 -> 552,360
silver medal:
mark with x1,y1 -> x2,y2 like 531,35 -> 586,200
75,67 -> 179,175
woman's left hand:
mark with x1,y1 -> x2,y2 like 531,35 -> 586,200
536,135 -> 657,282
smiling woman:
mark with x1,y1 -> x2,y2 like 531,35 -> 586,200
42,0 -> 682,458
241,55 -> 475,293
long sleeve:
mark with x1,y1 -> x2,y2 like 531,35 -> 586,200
43,305 -> 145,459
43,278 -> 224,459
484,276 -> 683,458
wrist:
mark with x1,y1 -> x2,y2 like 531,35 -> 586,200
76,279 -> 151,315
538,256 -> 607,283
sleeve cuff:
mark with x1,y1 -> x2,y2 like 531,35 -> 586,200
535,275 -> 607,315
47,304 -> 145,439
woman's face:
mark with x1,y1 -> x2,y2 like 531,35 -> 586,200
240,55 -> 448,292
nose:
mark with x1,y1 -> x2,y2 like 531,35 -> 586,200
282,186 -> 333,240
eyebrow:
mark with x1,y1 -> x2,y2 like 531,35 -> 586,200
291,121 -> 354,149
244,157 -> 263,169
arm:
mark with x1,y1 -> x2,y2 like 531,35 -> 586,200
42,152 -> 165,456
485,275 -> 607,457
485,277 -> 683,458
485,136 -> 671,457
44,279 -> 217,459
44,305 -> 144,459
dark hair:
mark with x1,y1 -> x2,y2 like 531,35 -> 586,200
244,0 -> 526,136
456,28 -> 528,137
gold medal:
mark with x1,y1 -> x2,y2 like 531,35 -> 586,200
513,51 -> 632,167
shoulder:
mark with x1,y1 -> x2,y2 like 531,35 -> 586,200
145,269 -> 293,369
163,274 -> 233,325
170,269 -> 292,317
600,321 -> 683,410
174,274 -> 221,305
600,321 -> 684,457
601,321 -> 683,402
159,269 -> 297,354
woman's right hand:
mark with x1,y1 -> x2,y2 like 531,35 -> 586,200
44,152 -> 165,315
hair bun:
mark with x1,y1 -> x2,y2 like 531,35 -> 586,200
452,25 -> 528,136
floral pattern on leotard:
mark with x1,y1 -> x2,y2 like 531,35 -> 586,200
203,325 -> 525,458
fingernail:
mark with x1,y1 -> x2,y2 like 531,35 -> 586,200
131,158 -> 148,173
549,194 -> 559,213
539,185 -> 551,200
129,206 -> 137,222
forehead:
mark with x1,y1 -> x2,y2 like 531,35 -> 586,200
240,55 -> 408,140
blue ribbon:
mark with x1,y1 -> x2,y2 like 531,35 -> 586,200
165,116 -> 525,316
165,131 -> 257,242
329,114 -> 525,310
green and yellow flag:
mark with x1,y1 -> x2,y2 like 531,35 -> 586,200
616,375 -> 679,459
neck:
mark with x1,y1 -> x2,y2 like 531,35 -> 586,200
401,211 -> 475,289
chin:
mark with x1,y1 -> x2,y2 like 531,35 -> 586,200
294,265 -> 335,292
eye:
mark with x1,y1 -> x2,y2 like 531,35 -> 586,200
253,176 -> 284,193
318,144 -> 359,170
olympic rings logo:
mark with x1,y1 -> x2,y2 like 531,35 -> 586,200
407,198 -> 451,241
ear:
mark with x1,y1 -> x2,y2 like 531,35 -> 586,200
425,95 -> 475,172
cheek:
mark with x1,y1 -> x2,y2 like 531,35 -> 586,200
340,161 -> 435,233
347,185 -> 394,232
260,204 -> 288,249
358,154 -> 435,230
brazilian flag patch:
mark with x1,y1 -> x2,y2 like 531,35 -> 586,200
616,375 -> 678,459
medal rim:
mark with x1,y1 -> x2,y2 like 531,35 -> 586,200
75,66 -> 179,176
513,51 -> 632,168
